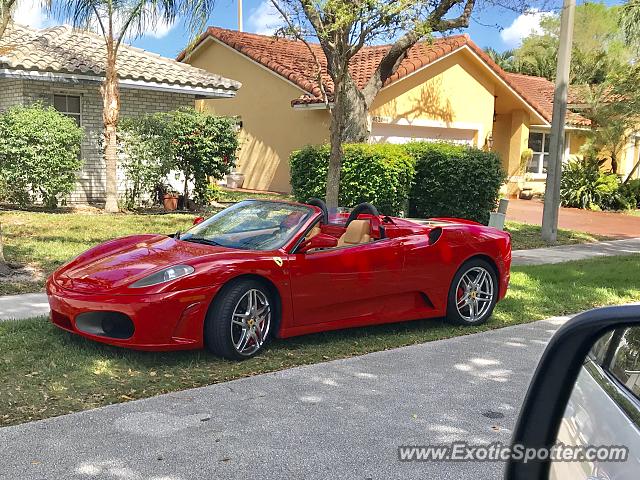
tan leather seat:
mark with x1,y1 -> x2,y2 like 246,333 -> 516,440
306,224 -> 321,241
337,220 -> 371,247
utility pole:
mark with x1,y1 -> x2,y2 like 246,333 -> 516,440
541,0 -> 576,243
238,0 -> 243,32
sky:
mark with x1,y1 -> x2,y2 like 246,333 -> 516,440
12,0 -> 624,60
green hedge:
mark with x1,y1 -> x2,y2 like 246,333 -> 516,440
0,104 -> 84,208
290,144 -> 415,215
290,142 -> 505,223
406,142 -> 506,224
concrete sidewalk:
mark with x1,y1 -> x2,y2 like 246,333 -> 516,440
0,238 -> 638,321
0,313 -> 570,480
511,237 -> 640,266
0,292 -> 49,321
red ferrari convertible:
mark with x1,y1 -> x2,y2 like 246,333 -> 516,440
47,199 -> 511,359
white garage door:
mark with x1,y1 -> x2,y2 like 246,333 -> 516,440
370,123 -> 477,146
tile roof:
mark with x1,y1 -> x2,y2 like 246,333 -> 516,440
505,72 -> 591,127
182,27 -> 594,127
0,23 -> 240,94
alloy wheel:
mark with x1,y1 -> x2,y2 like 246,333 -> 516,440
230,288 -> 271,356
455,266 -> 495,323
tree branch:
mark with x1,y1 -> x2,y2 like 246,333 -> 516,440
362,0 -> 475,106
270,0 -> 330,106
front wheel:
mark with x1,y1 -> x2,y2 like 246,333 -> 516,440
446,259 -> 498,326
204,279 -> 273,360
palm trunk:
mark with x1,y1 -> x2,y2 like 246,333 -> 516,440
0,0 -> 16,39
102,40 -> 120,213
325,75 -> 370,209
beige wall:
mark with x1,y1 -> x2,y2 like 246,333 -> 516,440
187,38 -> 329,193
369,49 -> 496,148
186,40 -> 551,194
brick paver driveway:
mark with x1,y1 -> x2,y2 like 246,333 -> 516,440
507,199 -> 640,238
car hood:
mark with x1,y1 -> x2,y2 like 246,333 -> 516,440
55,234 -> 227,292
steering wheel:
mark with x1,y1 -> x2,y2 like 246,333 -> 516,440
307,198 -> 329,224
346,202 -> 380,226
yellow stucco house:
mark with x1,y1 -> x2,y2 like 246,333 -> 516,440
178,27 -> 640,194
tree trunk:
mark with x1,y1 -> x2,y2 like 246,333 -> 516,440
325,75 -> 370,209
611,153 -> 618,174
102,41 -> 120,213
624,150 -> 640,184
0,0 -> 16,40
183,166 -> 189,203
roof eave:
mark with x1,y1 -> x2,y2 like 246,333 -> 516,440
0,68 -> 238,98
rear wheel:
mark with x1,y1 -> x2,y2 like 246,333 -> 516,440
446,259 -> 498,326
204,279 -> 273,360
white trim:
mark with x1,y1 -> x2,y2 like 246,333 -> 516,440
370,117 -> 484,148
370,118 -> 482,148
187,36 -> 309,95
530,124 -> 590,132
292,102 -> 333,110
0,68 -> 237,98
379,44 -> 549,126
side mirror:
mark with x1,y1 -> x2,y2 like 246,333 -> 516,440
505,304 -> 640,479
193,216 -> 205,225
297,233 -> 338,253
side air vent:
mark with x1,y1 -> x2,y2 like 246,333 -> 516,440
428,227 -> 443,245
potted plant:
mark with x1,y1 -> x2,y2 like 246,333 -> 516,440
162,187 -> 179,211
518,149 -> 534,200
226,170 -> 245,189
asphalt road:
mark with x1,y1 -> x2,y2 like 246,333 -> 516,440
0,314 -> 568,480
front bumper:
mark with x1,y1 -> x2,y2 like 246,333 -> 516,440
46,279 -> 215,351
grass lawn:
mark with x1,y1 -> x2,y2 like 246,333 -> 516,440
504,221 -> 611,249
0,208 -> 611,295
1,253 -> 639,427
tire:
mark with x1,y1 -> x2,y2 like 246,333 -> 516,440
204,279 -> 273,360
446,258 -> 498,326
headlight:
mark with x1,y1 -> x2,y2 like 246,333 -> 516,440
129,265 -> 194,288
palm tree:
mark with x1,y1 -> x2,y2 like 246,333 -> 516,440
56,0 -> 214,212
620,0 -> 640,49
484,47 -> 517,71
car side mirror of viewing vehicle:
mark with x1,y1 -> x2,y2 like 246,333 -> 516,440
504,304 -> 640,480
297,233 -> 338,253
193,216 -> 205,225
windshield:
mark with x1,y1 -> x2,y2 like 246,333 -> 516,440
181,200 -> 313,251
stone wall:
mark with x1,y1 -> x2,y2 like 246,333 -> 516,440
0,77 -> 195,205
0,78 -> 24,111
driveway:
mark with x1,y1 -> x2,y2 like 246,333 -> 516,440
507,198 -> 640,238
0,315 -> 568,480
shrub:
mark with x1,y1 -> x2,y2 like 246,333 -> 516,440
118,114 -> 173,209
0,104 -> 83,208
560,158 -> 635,210
290,144 -> 415,215
167,108 -> 239,203
624,179 -> 640,209
405,142 -> 506,224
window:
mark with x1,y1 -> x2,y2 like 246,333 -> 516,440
604,327 -> 640,400
53,94 -> 81,126
527,132 -> 550,174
